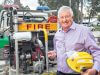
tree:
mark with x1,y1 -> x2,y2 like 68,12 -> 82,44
0,5 -> 3,12
87,0 -> 100,18
91,0 -> 100,12
38,0 -> 69,10
38,0 -> 81,23
14,0 -> 23,9
98,15 -> 100,21
86,0 -> 100,23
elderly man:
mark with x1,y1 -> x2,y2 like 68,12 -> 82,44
48,6 -> 100,75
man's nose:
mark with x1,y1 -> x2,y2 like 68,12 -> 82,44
62,17 -> 67,22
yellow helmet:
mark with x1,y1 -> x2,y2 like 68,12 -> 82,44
66,51 -> 93,73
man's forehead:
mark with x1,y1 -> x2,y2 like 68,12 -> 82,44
59,10 -> 71,16
60,10 -> 71,13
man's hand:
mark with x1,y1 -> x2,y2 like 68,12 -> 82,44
81,69 -> 99,75
48,51 -> 56,60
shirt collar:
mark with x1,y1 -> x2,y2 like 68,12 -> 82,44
69,22 -> 76,30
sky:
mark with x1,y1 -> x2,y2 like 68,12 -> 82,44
20,0 -> 39,10
0,0 -> 39,10
0,0 -> 4,4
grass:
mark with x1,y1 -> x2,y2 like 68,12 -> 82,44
42,72 -> 56,75
93,25 -> 100,31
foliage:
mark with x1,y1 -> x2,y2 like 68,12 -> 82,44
38,0 -> 81,23
0,5 -> 3,12
86,0 -> 100,24
91,0 -> 100,12
88,0 -> 100,18
38,0 -> 69,10
98,15 -> 100,21
42,72 -> 56,75
93,25 -> 100,31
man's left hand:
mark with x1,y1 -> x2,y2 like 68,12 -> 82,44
81,69 -> 99,75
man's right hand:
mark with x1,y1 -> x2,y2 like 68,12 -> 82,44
48,51 -> 56,60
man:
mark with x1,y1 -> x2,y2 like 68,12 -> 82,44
48,6 -> 100,75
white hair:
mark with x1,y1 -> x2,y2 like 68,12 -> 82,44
58,6 -> 74,18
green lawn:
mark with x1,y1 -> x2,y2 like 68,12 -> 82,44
93,25 -> 100,31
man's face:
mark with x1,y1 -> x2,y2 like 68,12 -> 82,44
58,10 -> 73,30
